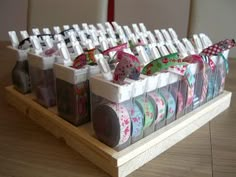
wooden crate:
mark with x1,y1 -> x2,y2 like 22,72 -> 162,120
5,86 -> 232,177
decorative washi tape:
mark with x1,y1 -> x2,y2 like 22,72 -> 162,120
93,103 -> 131,147
172,87 -> 185,114
201,39 -> 236,57
135,96 -> 155,129
102,43 -> 128,56
72,54 -> 87,69
159,90 -> 176,119
219,52 -> 229,74
113,51 -> 141,84
183,54 -> 208,102
199,65 -> 208,103
124,102 -> 144,138
148,92 -> 166,124
142,53 -> 186,76
72,49 -> 97,69
218,63 -> 226,93
75,81 -> 90,124
200,39 -> 236,71
186,85 -> 194,107
207,70 -> 215,100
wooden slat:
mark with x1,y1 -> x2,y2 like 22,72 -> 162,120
5,86 -> 232,177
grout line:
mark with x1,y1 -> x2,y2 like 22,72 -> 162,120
209,122 -> 214,177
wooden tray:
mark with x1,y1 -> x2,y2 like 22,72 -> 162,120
5,86 -> 232,177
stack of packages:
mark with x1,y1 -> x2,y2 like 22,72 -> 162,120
8,22 -> 235,151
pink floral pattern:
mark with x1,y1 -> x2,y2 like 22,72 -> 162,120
148,92 -> 166,124
109,103 -> 131,145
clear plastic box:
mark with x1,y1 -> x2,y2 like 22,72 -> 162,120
9,46 -> 31,94
54,63 -> 94,126
28,53 -> 56,107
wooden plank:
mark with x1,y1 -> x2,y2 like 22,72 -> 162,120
116,91 -> 231,177
114,91 -> 232,165
5,86 -> 118,165
5,86 -> 232,177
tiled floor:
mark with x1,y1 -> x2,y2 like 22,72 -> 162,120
0,42 -> 235,177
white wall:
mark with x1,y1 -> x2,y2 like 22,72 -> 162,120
189,0 -> 236,57
115,0 -> 191,38
28,0 -> 108,30
0,0 -> 28,41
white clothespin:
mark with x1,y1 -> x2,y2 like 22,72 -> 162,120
107,38 -> 117,47
117,26 -> 126,39
68,30 -> 77,43
43,28 -> 51,34
100,39 -> 109,51
120,35 -> 128,44
123,26 -> 133,39
95,54 -> 112,81
30,35 -> 43,54
148,43 -> 161,59
20,30 -> 29,40
166,42 -> 178,54
139,23 -> 147,33
32,28 -> 40,35
53,26 -> 61,34
57,42 -> 72,66
147,31 -> 157,43
199,33 -> 213,48
78,31 -> 87,42
168,28 -> 178,42
161,29 -> 172,42
132,24 -> 141,35
107,28 -> 116,40
72,41 -> 83,56
176,40 -> 188,58
111,21 -> 120,32
193,34 -> 203,53
43,36 -> 54,49
8,31 -> 19,48
97,23 -> 106,33
138,33 -> 148,45
98,30 -> 107,41
63,25 -> 70,30
89,24 -> 97,31
129,33 -> 138,45
105,22 -> 113,31
54,34 -> 64,43
85,39 -> 95,50
82,23 -> 90,34
72,24 -> 80,34
89,30 -> 99,46
154,29 -> 165,45
158,44 -> 169,56
182,38 -> 196,55
136,46 -> 150,65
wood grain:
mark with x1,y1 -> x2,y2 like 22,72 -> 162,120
4,86 -> 231,177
